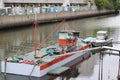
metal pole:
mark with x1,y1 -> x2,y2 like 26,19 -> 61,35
0,59 -> 1,76
34,13 -> 37,57
100,43 -> 104,80
4,58 -> 7,80
98,53 -> 101,80
101,53 -> 103,80
117,51 -> 120,80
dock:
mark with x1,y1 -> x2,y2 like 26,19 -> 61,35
0,10 -> 118,29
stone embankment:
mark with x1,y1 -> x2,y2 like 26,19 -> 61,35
0,10 -> 118,29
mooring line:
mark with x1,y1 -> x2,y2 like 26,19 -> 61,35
28,64 -> 36,80
4,58 -> 7,80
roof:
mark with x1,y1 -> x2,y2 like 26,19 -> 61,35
59,30 -> 79,33
97,30 -> 107,34
82,37 -> 96,43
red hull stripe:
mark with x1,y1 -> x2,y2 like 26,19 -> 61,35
40,54 -> 72,70
40,44 -> 90,70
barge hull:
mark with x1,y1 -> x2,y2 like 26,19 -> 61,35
1,47 -> 90,77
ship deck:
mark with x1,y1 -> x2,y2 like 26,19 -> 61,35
10,38 -> 87,65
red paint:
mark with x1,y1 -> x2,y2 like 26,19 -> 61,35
59,39 -> 75,46
40,44 -> 91,70
40,54 -> 73,70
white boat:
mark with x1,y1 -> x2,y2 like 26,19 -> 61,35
1,20 -> 91,78
82,30 -> 113,47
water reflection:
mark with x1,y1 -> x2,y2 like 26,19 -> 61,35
0,14 -> 120,80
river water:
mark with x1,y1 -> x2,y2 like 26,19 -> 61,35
0,14 -> 120,80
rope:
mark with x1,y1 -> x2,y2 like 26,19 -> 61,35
4,58 -> 7,80
36,19 -> 66,50
28,65 -> 36,80
63,20 -> 71,30
34,19 -> 66,60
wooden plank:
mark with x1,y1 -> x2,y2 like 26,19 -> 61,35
47,66 -> 69,76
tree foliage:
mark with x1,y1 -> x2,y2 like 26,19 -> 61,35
94,0 -> 120,10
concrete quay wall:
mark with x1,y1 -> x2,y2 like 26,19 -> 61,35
0,10 -> 118,29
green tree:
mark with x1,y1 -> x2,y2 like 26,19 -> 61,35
94,0 -> 120,10
94,0 -> 102,10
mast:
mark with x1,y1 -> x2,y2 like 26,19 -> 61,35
37,19 -> 65,50
34,13 -> 37,57
33,18 -> 66,59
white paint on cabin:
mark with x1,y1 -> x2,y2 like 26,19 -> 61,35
97,31 -> 108,40
59,31 -> 74,39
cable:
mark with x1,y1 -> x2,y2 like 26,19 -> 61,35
28,65 -> 36,80
36,19 -> 65,50
4,58 -> 7,80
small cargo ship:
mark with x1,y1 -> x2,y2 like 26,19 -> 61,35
1,20 -> 91,78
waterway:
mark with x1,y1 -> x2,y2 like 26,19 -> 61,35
0,14 -> 120,80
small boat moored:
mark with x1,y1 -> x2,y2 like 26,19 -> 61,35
82,30 -> 113,47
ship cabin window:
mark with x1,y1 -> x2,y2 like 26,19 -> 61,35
67,32 -> 74,39
73,32 -> 80,37
59,31 -> 74,39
